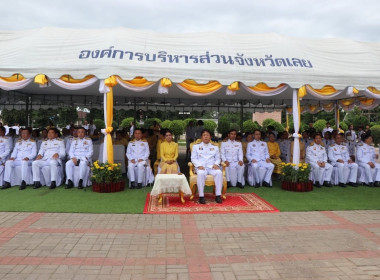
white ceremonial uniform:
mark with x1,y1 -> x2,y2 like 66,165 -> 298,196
246,139 -> 274,185
306,142 -> 333,184
301,138 -> 311,148
345,130 -> 357,156
4,138 -> 37,183
191,141 -> 223,197
126,139 -> 150,183
220,139 -> 244,186
0,136 -> 11,165
356,143 -> 380,183
328,143 -> 358,184
65,136 -> 75,157
279,139 -> 291,163
323,139 -> 333,153
322,127 -> 333,135
66,137 -> 93,182
32,138 -> 65,182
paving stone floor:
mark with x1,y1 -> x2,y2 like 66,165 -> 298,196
0,211 -> 379,279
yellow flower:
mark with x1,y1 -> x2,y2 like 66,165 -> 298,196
298,163 -> 303,167
291,163 -> 296,166
108,167 -> 113,171
100,167 -> 104,170
300,168 -> 305,171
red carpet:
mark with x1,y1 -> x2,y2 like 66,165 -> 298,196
143,193 -> 279,214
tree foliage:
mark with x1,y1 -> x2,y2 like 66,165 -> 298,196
120,117 -> 135,129
161,120 -> 172,129
370,125 -> 380,145
143,118 -> 162,129
313,119 -> 327,132
242,120 -> 261,133
203,120 -> 217,133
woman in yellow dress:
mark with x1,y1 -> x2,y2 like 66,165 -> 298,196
159,130 -> 179,174
267,132 -> 283,175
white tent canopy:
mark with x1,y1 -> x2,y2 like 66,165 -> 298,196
1,27 -> 380,163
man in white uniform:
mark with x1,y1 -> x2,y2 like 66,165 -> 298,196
32,128 -> 65,189
306,133 -> 333,187
220,129 -> 244,188
191,129 -> 223,204
246,130 -> 274,188
322,122 -> 333,136
0,126 -> 13,187
328,133 -> 358,187
2,128 -> 37,190
126,128 -> 149,189
278,131 -> 291,163
356,134 -> 380,187
66,127 -> 93,189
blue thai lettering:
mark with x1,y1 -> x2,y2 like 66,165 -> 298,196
134,52 -> 144,61
112,50 -> 124,59
124,51 -> 134,60
221,55 -> 234,65
292,58 -> 302,67
199,52 -> 210,63
264,54 -> 275,66
234,53 -> 244,65
168,55 -> 179,63
301,59 -> 313,68
145,53 -> 157,61
179,55 -> 189,63
244,58 -> 254,66
275,58 -> 286,67
157,51 -> 167,62
286,58 -> 293,66
79,50 -> 90,59
189,55 -> 198,63
253,58 -> 266,66
211,54 -> 220,63
91,50 -> 100,58
100,46 -> 114,58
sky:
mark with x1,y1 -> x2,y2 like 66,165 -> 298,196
1,0 -> 379,42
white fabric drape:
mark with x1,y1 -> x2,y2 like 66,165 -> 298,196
116,77 -> 157,92
0,78 -> 33,91
241,83 -> 289,97
306,85 -> 344,99
99,80 -> 110,163
364,89 -> 380,99
292,89 -> 300,165
50,77 -> 98,90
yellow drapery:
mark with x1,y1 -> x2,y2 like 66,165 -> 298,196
34,74 -> 49,85
179,79 -> 222,94
104,76 -> 117,164
358,97 -> 376,106
117,76 -> 155,87
60,75 -> 95,83
248,82 -> 286,92
0,74 -> 25,82
160,77 -> 172,88
306,85 -> 338,95
228,81 -> 240,91
367,87 -> 380,94
339,98 -> 355,107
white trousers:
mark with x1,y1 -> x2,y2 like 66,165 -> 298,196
196,168 -> 223,197
332,162 -> 358,183
4,159 -> 32,182
32,159 -> 60,182
128,161 -> 146,183
66,159 -> 89,181
310,162 -> 333,184
250,161 -> 274,185
225,162 -> 244,186
358,162 -> 380,183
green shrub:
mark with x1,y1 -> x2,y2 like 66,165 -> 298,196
169,120 -> 185,141
313,119 -> 326,132
339,122 -> 348,131
217,119 -> 230,135
243,120 -> 260,133
120,117 -> 135,128
203,120 -> 217,133
93,119 -> 105,129
370,125 -> 380,145
143,118 -> 162,129
161,120 -> 172,129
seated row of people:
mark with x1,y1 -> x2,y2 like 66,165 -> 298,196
1,127 -> 92,190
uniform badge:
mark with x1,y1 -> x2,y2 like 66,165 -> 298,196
210,148 -> 214,151
199,147 -> 203,150
313,147 -> 316,150
261,143 -> 264,146
140,144 -> 144,146
253,144 -> 256,147
0,140 -> 2,143
83,141 -> 87,145
334,148 -> 337,151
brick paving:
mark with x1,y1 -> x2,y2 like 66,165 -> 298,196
0,211 -> 379,279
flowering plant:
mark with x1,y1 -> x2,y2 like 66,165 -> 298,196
281,162 -> 311,183
91,161 -> 123,183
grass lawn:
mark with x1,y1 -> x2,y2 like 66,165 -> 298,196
0,180 -> 379,213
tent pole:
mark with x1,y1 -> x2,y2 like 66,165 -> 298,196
334,101 -> 339,129
240,100 -> 243,131
25,95 -> 29,127
133,97 -> 137,123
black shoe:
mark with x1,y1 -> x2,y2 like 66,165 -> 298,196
227,181 -> 232,189
49,181 -> 56,189
339,183 -> 346,188
137,183 -> 142,189
254,183 -> 260,188
78,179 -> 83,189
129,182 -> 136,189
198,197 -> 206,204
375,181 -> 380,187
19,180 -> 26,190
369,182 -> 375,187
66,179 -> 74,189
324,181 -> 332,187
315,182 -> 321,188
33,181 -> 41,189
215,196 -> 222,204
236,182 -> 244,189
347,182 -> 358,187
1,181 -> 11,190
262,181 -> 271,188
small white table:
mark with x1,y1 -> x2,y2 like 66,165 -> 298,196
151,174 -> 192,204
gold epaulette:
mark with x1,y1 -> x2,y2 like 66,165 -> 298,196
130,139 -> 136,143
222,139 -> 227,142
309,142 -> 315,146
57,138 -> 63,141
320,142 -> 325,147
17,139 -> 22,142
142,139 -> 147,142
85,137 -> 91,140
359,143 -> 363,146
30,139 -> 36,142
330,143 -> 335,147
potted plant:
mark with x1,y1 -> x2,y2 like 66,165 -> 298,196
91,161 -> 125,193
281,162 -> 313,192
